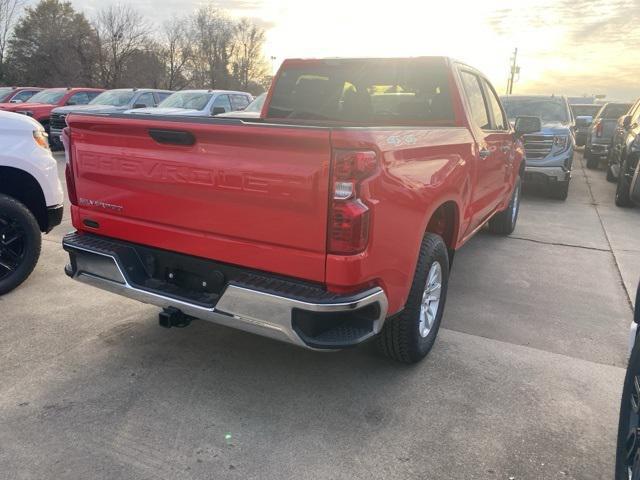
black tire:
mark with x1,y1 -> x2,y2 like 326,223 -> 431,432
586,154 -> 599,169
607,165 -> 617,183
488,175 -> 521,235
615,331 -> 640,479
377,233 -> 449,364
549,181 -> 569,201
616,159 -> 633,207
0,194 -> 42,295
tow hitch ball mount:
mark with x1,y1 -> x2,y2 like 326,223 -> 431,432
159,307 -> 193,329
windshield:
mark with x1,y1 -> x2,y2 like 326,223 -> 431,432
267,58 -> 455,125
598,103 -> 632,119
159,92 -> 212,110
0,87 -> 13,99
245,93 -> 266,112
502,97 -> 570,123
90,90 -> 135,107
27,89 -> 65,104
572,105 -> 600,117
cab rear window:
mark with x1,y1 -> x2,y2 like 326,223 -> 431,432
267,59 -> 456,126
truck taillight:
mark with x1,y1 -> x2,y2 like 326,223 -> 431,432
328,150 -> 377,255
62,127 -> 77,206
595,120 -> 603,137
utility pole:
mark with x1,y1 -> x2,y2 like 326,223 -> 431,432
506,48 -> 520,95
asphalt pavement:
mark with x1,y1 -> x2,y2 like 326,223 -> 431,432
1,151 -> 638,479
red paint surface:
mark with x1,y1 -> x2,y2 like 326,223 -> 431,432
66,58 -> 522,315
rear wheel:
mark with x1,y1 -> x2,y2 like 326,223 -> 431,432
488,175 -> 521,235
377,233 -> 449,364
0,194 -> 42,294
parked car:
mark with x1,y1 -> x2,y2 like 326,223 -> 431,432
501,94 -> 574,200
615,281 -> 640,479
216,92 -> 266,118
0,87 -> 43,104
0,87 -> 104,140
49,88 -> 173,145
571,104 -> 601,147
613,124 -> 640,207
0,111 -> 63,294
585,102 -> 632,169
608,98 -> 640,183
128,89 -> 253,117
62,56 -> 533,364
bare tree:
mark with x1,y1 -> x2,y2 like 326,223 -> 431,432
189,5 -> 235,89
95,4 -> 150,87
231,18 -> 268,92
161,18 -> 192,90
0,0 -> 24,81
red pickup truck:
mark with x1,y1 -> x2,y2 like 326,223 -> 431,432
0,87 -> 104,137
62,57 -> 537,363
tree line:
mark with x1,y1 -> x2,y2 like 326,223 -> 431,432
0,0 -> 270,94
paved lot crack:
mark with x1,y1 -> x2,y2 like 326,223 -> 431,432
507,235 -> 611,252
579,156 -> 634,310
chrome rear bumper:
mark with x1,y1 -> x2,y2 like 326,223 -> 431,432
63,232 -> 388,350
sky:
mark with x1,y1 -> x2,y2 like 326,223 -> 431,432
38,0 -> 640,101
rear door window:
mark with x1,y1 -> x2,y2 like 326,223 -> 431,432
136,92 -> 155,107
460,71 -> 490,130
211,94 -> 232,113
267,58 -> 456,125
231,94 -> 251,111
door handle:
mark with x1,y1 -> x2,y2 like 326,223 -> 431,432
479,148 -> 491,159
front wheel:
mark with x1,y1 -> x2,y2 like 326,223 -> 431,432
549,181 -> 570,201
615,334 -> 640,479
488,175 -> 521,235
0,195 -> 42,294
377,233 -> 449,364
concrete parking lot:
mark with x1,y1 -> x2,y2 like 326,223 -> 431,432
1,151 -> 638,479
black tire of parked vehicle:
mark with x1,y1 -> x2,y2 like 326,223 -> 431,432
615,328 -> 640,479
586,153 -> 600,169
377,233 -> 449,364
488,175 -> 521,235
0,194 -> 42,295
607,165 -> 617,183
549,181 -> 570,201
616,159 -> 633,207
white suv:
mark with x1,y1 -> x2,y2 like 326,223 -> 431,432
0,110 -> 63,294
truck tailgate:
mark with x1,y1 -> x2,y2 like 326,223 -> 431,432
66,114 -> 331,282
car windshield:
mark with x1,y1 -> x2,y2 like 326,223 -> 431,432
90,90 -> 135,107
245,93 -> 266,112
27,89 -> 65,104
572,105 -> 600,117
598,103 -> 632,119
159,92 -> 212,110
501,97 -> 570,123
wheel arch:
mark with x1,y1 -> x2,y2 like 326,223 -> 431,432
0,166 -> 48,232
424,200 -> 460,267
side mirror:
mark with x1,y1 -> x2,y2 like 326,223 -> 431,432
575,116 -> 592,127
623,115 -> 632,129
630,159 -> 640,205
132,103 -> 147,109
514,115 -> 542,136
212,107 -> 226,115
9,99 -> 23,104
